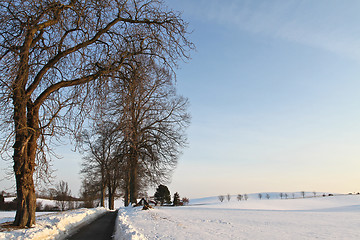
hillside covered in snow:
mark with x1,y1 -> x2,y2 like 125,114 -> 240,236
115,193 -> 360,240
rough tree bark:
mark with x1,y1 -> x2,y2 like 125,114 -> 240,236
129,147 -> 139,204
12,96 -> 39,226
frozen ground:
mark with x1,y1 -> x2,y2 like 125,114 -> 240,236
115,194 -> 360,240
0,207 -> 106,240
1,194 -> 360,239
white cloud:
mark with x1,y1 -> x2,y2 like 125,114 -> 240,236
192,0 -> 360,61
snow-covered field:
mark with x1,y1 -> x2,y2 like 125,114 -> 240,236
115,194 -> 360,240
1,193 -> 360,239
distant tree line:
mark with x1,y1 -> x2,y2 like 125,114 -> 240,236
218,192 -> 341,202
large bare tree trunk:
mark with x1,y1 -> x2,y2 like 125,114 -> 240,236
129,149 -> 138,205
100,172 -> 106,207
124,170 -> 130,207
13,164 -> 36,227
100,185 -> 106,208
108,184 -> 114,210
12,93 -> 38,227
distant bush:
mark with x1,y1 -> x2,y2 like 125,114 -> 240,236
43,204 -> 57,211
244,194 -> 248,201
0,194 -> 4,207
218,195 -> 224,202
182,197 -> 189,205
0,198 -> 17,210
83,199 -> 95,208
36,201 -> 43,211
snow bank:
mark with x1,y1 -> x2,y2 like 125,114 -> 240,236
0,207 -> 107,240
114,207 -> 146,240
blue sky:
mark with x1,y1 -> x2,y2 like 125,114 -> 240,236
165,0 -> 360,198
2,0 -> 360,199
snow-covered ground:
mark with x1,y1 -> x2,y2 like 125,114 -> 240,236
0,207 -> 107,240
2,193 -> 360,239
115,194 -> 360,240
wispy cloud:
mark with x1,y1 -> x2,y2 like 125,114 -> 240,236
190,0 -> 360,61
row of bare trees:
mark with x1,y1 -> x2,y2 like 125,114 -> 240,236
0,0 -> 193,227
79,57 -> 189,209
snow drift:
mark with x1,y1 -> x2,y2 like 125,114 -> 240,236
0,207 -> 106,240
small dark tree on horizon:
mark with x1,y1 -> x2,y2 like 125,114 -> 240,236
244,194 -> 248,201
218,195 -> 224,202
173,192 -> 180,206
266,193 -> 270,199
226,194 -> 231,202
301,191 -> 306,198
237,194 -> 243,201
154,185 -> 171,205
182,197 -> 189,205
258,193 -> 263,200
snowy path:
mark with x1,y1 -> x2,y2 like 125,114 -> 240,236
65,210 -> 118,240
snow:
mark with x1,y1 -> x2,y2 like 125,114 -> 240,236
114,207 -> 146,240
2,194 -> 360,239
114,194 -> 360,239
0,207 -> 107,240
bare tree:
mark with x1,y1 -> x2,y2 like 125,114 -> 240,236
258,193 -> 262,200
266,193 -> 270,199
244,194 -> 248,201
108,57 -> 190,206
79,178 -> 98,208
279,193 -> 283,199
301,191 -> 306,198
181,197 -> 189,205
226,194 -> 231,202
218,195 -> 224,202
237,194 -> 243,201
79,123 -> 124,209
55,181 -> 71,211
0,0 -> 193,227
